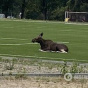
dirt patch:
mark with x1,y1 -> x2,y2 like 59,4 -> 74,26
0,77 -> 88,88
0,57 -> 88,88
0,57 -> 88,74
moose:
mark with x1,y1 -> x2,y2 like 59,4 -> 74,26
32,33 -> 68,53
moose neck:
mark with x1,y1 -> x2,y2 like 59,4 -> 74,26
38,38 -> 45,48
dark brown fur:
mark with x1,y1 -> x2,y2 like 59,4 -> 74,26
32,33 -> 68,53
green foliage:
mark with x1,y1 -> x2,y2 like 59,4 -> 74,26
70,62 -> 79,73
15,73 -> 27,79
51,7 -> 67,20
61,62 -> 68,75
80,3 -> 88,11
0,0 -> 88,20
4,59 -> 15,70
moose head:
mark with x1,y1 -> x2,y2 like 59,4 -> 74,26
32,33 -> 43,43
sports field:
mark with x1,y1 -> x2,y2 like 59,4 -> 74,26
0,19 -> 88,62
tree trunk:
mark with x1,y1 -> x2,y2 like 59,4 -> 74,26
21,0 -> 25,19
42,0 -> 47,20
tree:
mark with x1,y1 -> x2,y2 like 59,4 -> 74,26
25,0 -> 41,19
80,3 -> 88,11
0,0 -> 88,20
66,0 -> 75,11
73,0 -> 82,11
21,0 -> 26,19
1,0 -> 14,18
42,0 -> 47,20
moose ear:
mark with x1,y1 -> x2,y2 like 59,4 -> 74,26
39,32 -> 43,37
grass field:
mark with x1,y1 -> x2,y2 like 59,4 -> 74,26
0,19 -> 88,62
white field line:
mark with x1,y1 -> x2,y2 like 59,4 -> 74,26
0,38 -> 69,45
0,43 -> 38,45
0,38 -> 28,40
13,19 -> 88,25
0,42 -> 68,45
65,22 -> 88,25
1,19 -> 88,25
60,30 -> 72,32
0,19 -> 64,24
0,54 -> 88,62
57,42 -> 69,44
0,38 -> 16,40
59,29 -> 80,32
4,27 -> 14,28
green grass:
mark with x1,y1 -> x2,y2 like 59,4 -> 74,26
0,19 -> 88,62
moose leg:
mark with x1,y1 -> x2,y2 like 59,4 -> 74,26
43,48 -> 50,51
55,46 -> 67,53
60,49 -> 67,53
40,46 -> 51,52
39,49 -> 47,52
39,48 -> 50,52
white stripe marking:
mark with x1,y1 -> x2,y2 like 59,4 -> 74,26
0,43 -> 38,45
57,42 -> 69,44
4,27 -> 14,28
65,22 -> 88,25
0,38 -> 16,40
60,30 -> 72,32
0,38 -> 69,44
0,38 -> 28,40
0,54 -> 87,62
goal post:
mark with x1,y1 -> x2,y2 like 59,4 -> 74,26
65,11 -> 88,22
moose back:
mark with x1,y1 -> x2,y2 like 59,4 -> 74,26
32,33 -> 68,53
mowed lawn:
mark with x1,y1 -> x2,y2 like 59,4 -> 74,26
0,19 -> 88,62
